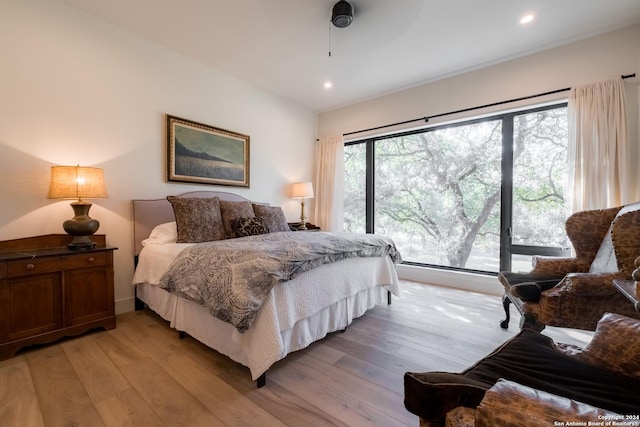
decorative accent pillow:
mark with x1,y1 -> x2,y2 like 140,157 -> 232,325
142,221 -> 178,246
252,204 -> 290,232
167,196 -> 226,243
575,312 -> 640,380
232,217 -> 268,237
219,200 -> 255,238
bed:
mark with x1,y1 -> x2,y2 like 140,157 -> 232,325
132,191 -> 401,387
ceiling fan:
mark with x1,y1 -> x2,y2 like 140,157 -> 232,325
331,0 -> 353,28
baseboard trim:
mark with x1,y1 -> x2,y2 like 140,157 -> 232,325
396,264 -> 503,296
115,297 -> 135,315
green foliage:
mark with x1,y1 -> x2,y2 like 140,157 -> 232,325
344,106 -> 569,271
344,144 -> 367,233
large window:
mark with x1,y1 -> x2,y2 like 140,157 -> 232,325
343,103 -> 570,273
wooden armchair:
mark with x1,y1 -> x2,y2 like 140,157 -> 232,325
499,203 -> 640,331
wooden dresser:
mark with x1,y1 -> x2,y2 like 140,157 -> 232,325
0,234 -> 117,359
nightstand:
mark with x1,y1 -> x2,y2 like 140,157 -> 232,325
288,222 -> 321,231
0,234 -> 117,359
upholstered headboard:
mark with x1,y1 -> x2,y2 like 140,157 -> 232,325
132,191 -> 253,256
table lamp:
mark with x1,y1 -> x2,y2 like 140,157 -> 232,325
47,165 -> 108,249
291,181 -> 314,230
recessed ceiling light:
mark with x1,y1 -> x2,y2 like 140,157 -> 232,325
520,14 -> 534,24
324,81 -> 333,89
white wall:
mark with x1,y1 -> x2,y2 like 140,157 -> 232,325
318,24 -> 640,295
0,0 -> 316,312
319,25 -> 640,140
2,3 -> 637,308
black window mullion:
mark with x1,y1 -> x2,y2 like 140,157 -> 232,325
499,114 -> 514,272
365,139 -> 375,234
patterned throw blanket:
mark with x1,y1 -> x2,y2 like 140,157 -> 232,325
158,231 -> 401,332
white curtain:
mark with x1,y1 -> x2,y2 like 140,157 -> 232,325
567,78 -> 629,212
313,134 -> 344,232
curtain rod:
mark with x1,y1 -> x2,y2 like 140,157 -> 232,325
342,73 -> 636,138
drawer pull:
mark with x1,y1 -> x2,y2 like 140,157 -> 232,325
26,263 -> 35,270
88,257 -> 95,263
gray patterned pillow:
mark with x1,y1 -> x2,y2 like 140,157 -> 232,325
167,196 -> 226,243
233,217 -> 268,237
219,200 -> 255,239
252,204 -> 290,232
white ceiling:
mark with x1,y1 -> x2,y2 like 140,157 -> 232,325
61,0 -> 640,113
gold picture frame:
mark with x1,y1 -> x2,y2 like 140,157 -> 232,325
166,115 -> 250,187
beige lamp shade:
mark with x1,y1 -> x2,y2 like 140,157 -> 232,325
291,181 -> 314,199
47,165 -> 108,201
47,165 -> 108,249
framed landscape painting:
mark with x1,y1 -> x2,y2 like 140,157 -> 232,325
166,115 -> 250,187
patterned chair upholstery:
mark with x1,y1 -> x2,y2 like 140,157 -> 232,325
404,313 -> 640,427
499,202 -> 640,331
442,379 -> 623,427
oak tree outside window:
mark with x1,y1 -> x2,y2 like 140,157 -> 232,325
343,103 -> 570,274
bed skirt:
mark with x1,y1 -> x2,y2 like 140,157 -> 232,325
136,256 -> 399,380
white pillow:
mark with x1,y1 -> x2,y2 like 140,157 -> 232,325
142,221 -> 178,246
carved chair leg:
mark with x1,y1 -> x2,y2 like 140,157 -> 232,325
519,313 -> 545,332
500,292 -> 511,329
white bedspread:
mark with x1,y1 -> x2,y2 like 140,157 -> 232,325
132,242 -> 194,285
132,241 -> 400,380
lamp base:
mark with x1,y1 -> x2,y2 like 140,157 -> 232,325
67,235 -> 97,250
299,200 -> 307,230
63,201 -> 100,250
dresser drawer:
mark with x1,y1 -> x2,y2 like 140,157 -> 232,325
7,252 -> 108,278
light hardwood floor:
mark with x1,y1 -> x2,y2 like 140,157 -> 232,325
0,281 -> 592,427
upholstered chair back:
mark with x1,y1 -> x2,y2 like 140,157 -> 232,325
499,202 -> 640,331
589,202 -> 640,274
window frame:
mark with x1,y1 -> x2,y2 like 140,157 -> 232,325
344,101 -> 569,274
